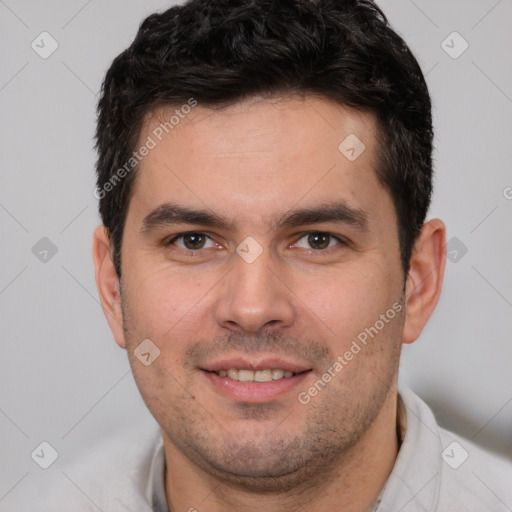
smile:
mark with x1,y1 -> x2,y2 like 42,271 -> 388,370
213,369 -> 295,382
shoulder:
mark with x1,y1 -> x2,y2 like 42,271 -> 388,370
15,417 -> 162,512
398,387 -> 512,512
436,426 -> 512,512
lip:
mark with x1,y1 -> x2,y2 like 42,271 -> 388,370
199,356 -> 313,403
201,370 -> 312,402
200,357 -> 312,374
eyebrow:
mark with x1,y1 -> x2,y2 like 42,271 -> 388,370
140,201 -> 369,234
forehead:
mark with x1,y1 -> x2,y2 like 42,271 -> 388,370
143,94 -> 380,163
129,94 -> 391,230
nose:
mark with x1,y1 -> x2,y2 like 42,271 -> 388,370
214,248 -> 296,334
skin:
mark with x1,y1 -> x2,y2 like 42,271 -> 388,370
93,94 -> 446,512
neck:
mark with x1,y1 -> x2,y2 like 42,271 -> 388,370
163,392 -> 399,512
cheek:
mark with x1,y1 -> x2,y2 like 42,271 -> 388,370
122,264 -> 210,348
296,261 -> 400,345
297,263 -> 387,310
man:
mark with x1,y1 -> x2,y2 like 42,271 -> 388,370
39,0 -> 512,510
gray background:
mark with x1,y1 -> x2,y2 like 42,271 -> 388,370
1,0 -> 511,508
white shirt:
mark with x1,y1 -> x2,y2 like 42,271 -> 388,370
23,387 -> 512,511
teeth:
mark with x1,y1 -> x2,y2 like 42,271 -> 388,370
255,369 -> 272,382
238,369 -> 254,382
216,368 -> 296,382
227,369 -> 238,380
272,369 -> 284,380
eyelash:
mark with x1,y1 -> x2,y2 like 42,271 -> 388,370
165,231 -> 348,253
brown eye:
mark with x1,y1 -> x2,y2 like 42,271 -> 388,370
168,232 -> 216,251
182,233 -> 206,249
307,232 -> 331,250
292,232 -> 345,251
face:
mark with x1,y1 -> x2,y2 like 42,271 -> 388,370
105,95 -> 408,490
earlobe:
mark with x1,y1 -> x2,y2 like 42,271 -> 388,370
92,225 -> 127,349
402,219 -> 446,344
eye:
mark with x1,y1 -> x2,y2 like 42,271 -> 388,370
167,232 -> 218,251
292,232 -> 345,251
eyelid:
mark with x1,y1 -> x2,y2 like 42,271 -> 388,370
166,231 -> 218,249
165,230 -> 348,252
291,231 -> 348,250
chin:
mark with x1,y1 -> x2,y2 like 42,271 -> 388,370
189,435 -> 345,494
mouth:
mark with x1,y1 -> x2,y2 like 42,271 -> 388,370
199,358 -> 313,402
211,368 -> 298,382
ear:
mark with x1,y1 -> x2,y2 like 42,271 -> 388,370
402,218 -> 446,344
92,225 -> 127,349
